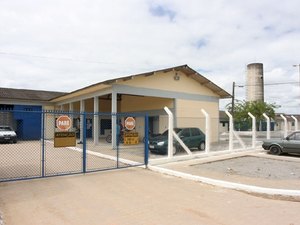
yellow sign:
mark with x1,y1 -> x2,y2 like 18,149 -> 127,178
124,132 -> 139,145
54,132 -> 76,147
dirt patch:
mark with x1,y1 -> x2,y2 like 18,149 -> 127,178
191,156 -> 300,180
160,153 -> 300,190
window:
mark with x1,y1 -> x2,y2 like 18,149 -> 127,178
289,132 -> 300,141
0,104 -> 14,110
180,129 -> 190,138
191,128 -> 200,136
295,133 -> 300,141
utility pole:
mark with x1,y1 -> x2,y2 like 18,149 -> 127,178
232,82 -> 235,117
231,82 -> 244,117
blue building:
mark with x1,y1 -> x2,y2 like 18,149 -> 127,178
0,88 -> 66,140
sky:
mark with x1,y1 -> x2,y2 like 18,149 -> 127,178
0,0 -> 299,113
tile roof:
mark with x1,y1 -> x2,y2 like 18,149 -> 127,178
57,64 -> 231,100
0,87 -> 66,102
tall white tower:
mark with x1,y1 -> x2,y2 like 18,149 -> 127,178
246,63 -> 264,102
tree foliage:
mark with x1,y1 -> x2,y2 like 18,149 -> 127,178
226,100 -> 280,128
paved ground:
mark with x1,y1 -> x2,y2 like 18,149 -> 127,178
0,166 -> 300,225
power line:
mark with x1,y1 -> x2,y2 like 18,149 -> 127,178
235,81 -> 298,87
0,51 -> 118,65
264,82 -> 298,86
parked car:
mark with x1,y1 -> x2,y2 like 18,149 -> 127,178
262,131 -> 300,155
0,126 -> 17,143
149,127 -> 205,155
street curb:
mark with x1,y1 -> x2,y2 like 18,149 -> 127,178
148,165 -> 300,197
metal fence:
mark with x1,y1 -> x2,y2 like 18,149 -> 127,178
147,115 -> 255,160
0,110 -> 148,182
147,110 -> 276,161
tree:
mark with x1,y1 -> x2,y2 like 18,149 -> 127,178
226,100 -> 280,131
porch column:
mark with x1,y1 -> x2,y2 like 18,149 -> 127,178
94,97 -> 99,145
174,99 -> 178,128
111,91 -> 117,149
69,102 -> 74,131
69,102 -> 74,112
80,100 -> 85,143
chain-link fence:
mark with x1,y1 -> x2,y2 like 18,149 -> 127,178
0,110 -> 148,182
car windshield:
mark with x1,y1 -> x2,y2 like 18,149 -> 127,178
161,128 -> 182,136
0,126 -> 12,131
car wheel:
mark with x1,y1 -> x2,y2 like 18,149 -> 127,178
198,141 -> 205,150
269,145 -> 282,155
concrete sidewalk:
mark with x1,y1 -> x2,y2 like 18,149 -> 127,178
0,167 -> 299,225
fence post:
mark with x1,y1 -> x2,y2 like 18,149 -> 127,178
291,115 -> 298,131
41,110 -> 45,177
79,100 -> 85,144
111,92 -> 117,149
225,110 -> 233,151
82,112 -> 87,173
93,97 -> 99,145
144,114 -> 149,166
262,113 -> 270,139
248,112 -> 256,149
164,106 -> 174,158
201,109 -> 210,153
280,114 -> 288,137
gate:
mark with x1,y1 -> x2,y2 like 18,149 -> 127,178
0,110 -> 149,182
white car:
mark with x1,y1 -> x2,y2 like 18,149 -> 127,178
0,126 -> 17,143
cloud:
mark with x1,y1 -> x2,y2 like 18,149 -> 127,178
149,4 -> 177,21
0,0 -> 299,113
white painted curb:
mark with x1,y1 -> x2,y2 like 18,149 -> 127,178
148,165 -> 300,197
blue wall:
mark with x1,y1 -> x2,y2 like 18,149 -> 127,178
13,105 -> 42,140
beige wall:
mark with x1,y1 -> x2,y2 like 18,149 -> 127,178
121,95 -> 173,112
175,99 -> 219,142
56,98 -> 118,113
119,71 -> 218,97
44,113 -> 55,139
52,84 -> 110,103
176,99 -> 219,118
